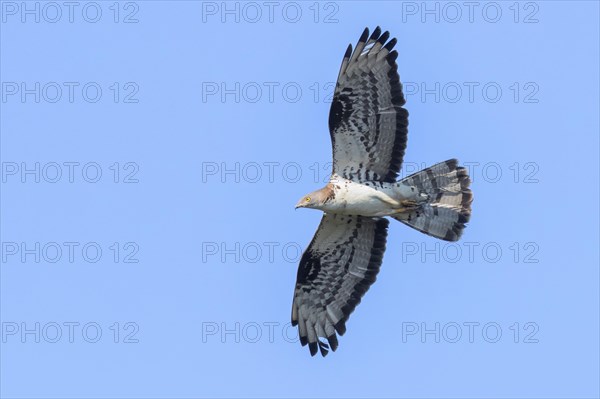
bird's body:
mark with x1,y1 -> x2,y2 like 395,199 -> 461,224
291,27 -> 473,357
311,175 -> 424,217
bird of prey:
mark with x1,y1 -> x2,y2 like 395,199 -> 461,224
291,27 -> 473,356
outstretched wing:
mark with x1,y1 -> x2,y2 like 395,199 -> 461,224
328,26 -> 408,183
291,214 -> 389,356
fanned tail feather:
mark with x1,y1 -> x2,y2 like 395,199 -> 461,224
393,159 -> 472,241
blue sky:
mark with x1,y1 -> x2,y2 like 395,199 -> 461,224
1,1 -> 599,398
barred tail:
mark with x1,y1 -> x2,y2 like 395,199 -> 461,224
393,159 -> 473,241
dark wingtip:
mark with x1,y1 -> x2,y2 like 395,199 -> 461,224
344,43 -> 352,58
369,26 -> 381,41
384,37 -> 397,51
299,336 -> 308,346
359,27 -> 369,43
327,334 -> 339,352
445,158 -> 459,170
334,320 -> 347,336
308,342 -> 318,356
378,31 -> 390,45
457,211 -> 471,225
318,340 -> 330,357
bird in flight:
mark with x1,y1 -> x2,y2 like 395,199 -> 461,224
291,27 -> 473,356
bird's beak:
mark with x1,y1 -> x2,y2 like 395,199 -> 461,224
295,201 -> 305,210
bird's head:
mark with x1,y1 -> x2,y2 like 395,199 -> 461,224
295,187 -> 332,210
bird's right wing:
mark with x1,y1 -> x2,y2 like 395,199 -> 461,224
291,214 -> 389,356
328,26 -> 409,183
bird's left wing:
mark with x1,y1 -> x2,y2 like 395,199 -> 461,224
291,214 -> 389,356
328,27 -> 409,183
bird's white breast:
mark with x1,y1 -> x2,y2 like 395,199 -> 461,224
321,174 -> 407,217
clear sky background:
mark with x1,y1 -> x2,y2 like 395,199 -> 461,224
1,1 -> 599,398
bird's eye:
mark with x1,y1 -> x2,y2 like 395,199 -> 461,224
305,197 -> 311,202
